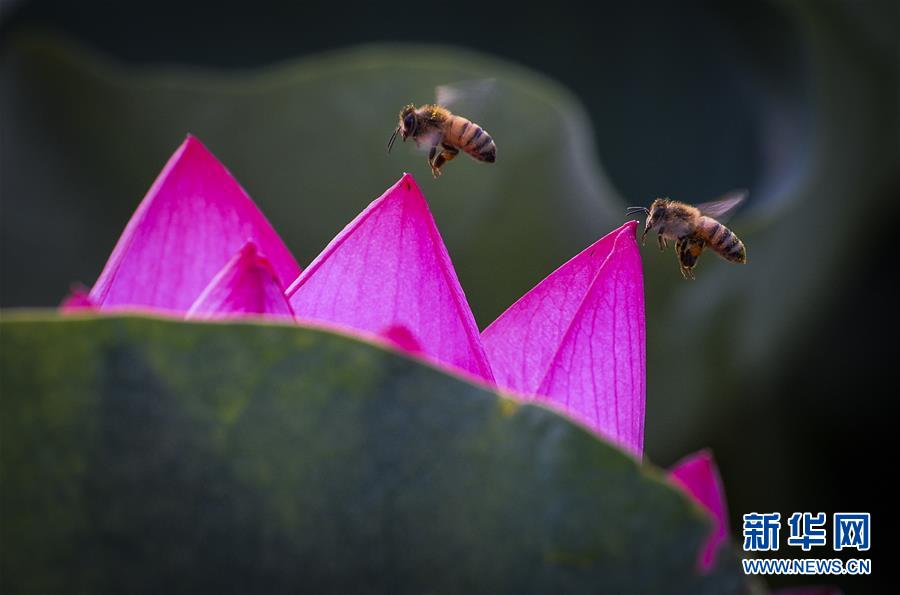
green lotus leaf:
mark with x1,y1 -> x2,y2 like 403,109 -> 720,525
0,314 -> 746,594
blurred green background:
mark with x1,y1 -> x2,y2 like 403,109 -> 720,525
1,1 -> 896,591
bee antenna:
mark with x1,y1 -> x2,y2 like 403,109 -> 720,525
626,206 -> 650,216
387,127 -> 400,153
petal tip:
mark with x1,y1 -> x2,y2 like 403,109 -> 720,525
182,133 -> 202,148
379,324 -> 425,354
239,240 -> 259,257
175,134 -> 219,168
398,172 -> 420,194
669,449 -> 728,572
616,220 -> 640,241
186,241 -> 294,320
60,284 -> 95,312
672,448 -> 717,473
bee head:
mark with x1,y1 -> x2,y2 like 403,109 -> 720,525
641,198 -> 671,242
399,105 -> 418,138
647,199 -> 668,227
626,198 -> 667,245
388,104 -> 418,152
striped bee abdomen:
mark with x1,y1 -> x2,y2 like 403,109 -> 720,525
446,115 -> 496,163
698,216 -> 746,263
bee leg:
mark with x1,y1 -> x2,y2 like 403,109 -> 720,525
427,146 -> 438,174
676,237 -> 703,280
430,145 -> 459,178
657,235 -> 668,251
675,238 -> 689,279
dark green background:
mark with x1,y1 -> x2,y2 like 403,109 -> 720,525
1,1 -> 896,592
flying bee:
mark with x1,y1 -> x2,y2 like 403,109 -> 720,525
387,82 -> 497,178
627,190 -> 748,279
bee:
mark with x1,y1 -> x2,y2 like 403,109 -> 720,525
627,190 -> 748,279
387,83 -> 497,178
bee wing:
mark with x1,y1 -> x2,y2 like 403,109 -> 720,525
435,79 -> 496,113
695,189 -> 748,222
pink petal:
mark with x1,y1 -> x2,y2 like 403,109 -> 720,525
89,135 -> 300,312
379,324 -> 425,355
60,284 -> 95,312
287,174 -> 494,382
669,450 -> 729,571
186,242 -> 294,320
481,222 -> 645,454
